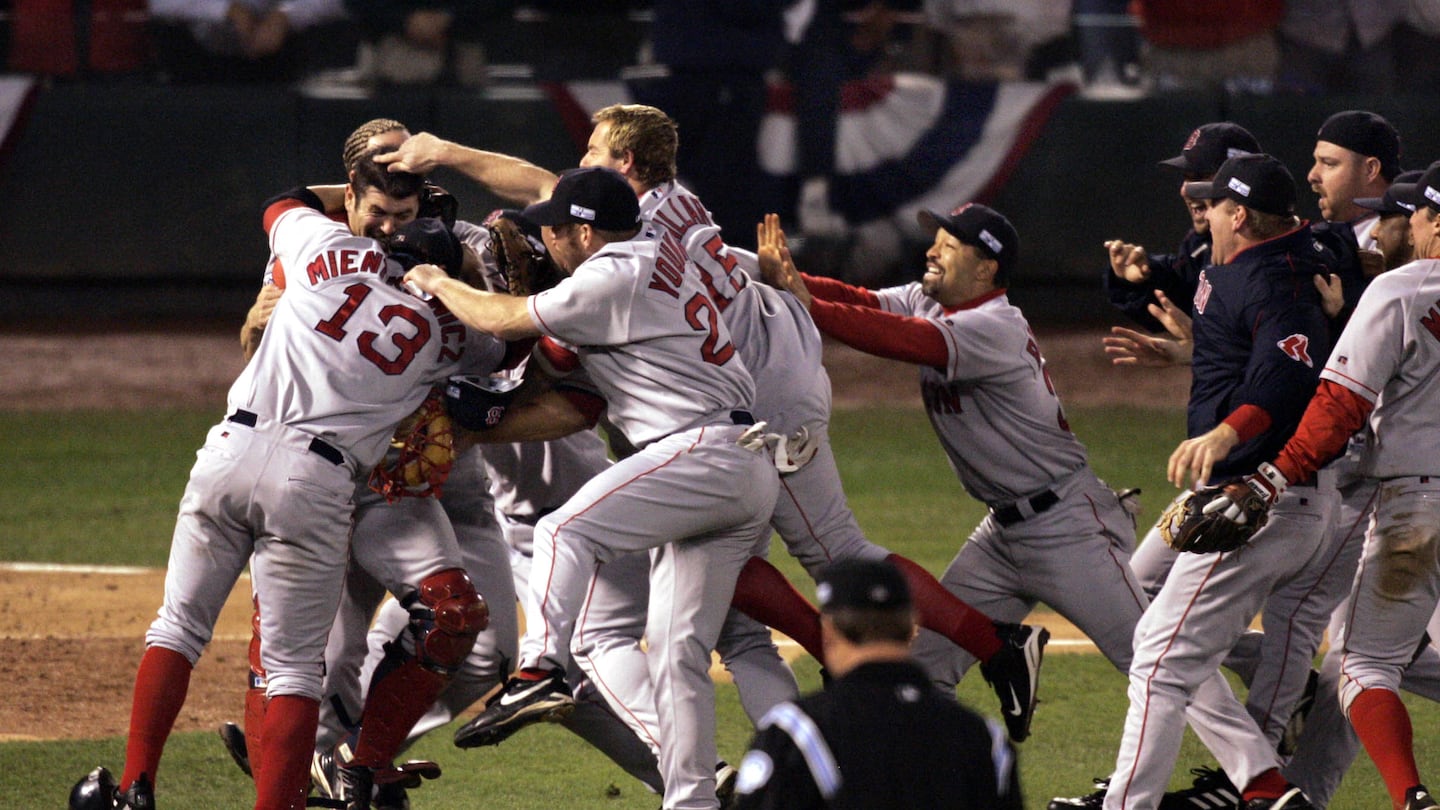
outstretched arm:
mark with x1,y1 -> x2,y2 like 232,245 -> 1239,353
404,264 -> 539,340
374,132 -> 558,205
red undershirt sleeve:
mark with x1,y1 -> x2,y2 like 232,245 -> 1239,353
1272,380 -> 1374,484
807,298 -> 950,367
800,273 -> 882,308
1221,404 -> 1273,445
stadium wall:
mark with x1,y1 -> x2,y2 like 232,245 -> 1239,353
1,77 -> 1436,324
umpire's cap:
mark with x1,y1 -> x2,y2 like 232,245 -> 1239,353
815,559 -> 911,612
1183,153 -> 1296,217
1159,122 -> 1260,178
388,217 -> 464,276
1355,169 -> 1424,216
1387,160 -> 1440,214
917,202 -> 1019,275
523,167 -> 640,231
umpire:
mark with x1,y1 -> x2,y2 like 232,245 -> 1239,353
732,559 -> 1022,809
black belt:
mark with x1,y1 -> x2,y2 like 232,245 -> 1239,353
227,410 -> 344,466
731,410 -> 755,426
989,489 -> 1059,528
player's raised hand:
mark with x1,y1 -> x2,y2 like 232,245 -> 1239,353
1103,326 -> 1187,367
1105,240 -> 1150,283
1149,289 -> 1193,343
757,214 -> 811,308
1167,423 -> 1240,489
376,132 -> 450,175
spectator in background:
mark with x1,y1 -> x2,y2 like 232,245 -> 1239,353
1134,0 -> 1282,94
343,0 -> 511,85
1395,0 -> 1440,95
1072,0 -> 1145,98
148,0 -> 354,82
1275,0 -> 1406,95
633,0 -> 787,251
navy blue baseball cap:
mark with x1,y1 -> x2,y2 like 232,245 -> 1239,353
1387,161 -> 1440,214
1183,153 -> 1296,217
1160,123 -> 1261,178
1355,169 -> 1424,216
815,559 -> 912,612
523,167 -> 639,231
388,217 -> 463,275
1316,111 -> 1402,181
917,202 -> 1019,275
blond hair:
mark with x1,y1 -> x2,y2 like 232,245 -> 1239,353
591,104 -> 679,188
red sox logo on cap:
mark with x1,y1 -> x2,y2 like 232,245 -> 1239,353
1184,127 -> 1202,150
950,203 -> 1005,255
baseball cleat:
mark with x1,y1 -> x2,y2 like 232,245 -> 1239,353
1159,765 -> 1239,809
69,766 -> 118,810
1243,786 -> 1314,809
1406,785 -> 1439,810
453,667 -> 575,749
980,622 -> 1049,742
716,760 -> 739,809
1278,669 -> 1319,757
217,721 -> 253,777
1048,777 -> 1109,809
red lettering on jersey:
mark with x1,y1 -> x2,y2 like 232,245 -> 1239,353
647,233 -> 688,298
1422,301 -> 1440,343
307,254 -> 331,284
339,249 -> 360,275
1194,271 -> 1212,315
359,250 -> 384,275
922,378 -> 963,415
1278,334 -> 1314,367
1023,333 -> 1057,395
699,234 -> 743,312
651,195 -> 712,242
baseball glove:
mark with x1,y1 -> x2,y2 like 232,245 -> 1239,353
368,388 -> 456,503
485,209 -> 562,296
444,374 -> 523,431
1158,480 -> 1272,554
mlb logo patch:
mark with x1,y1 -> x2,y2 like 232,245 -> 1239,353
1278,334 -> 1314,368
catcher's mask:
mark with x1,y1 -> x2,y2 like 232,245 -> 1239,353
388,217 -> 464,277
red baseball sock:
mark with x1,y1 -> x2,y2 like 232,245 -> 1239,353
886,554 -> 1002,661
1350,687 -> 1420,808
730,556 -> 826,666
1240,768 -> 1288,801
349,658 -> 447,768
243,686 -> 267,783
254,694 -> 319,810
121,646 -> 192,792
244,601 -> 267,783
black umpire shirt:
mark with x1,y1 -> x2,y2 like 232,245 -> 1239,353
733,660 -> 1022,809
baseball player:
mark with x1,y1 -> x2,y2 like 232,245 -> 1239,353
757,204 -> 1176,758
404,166 -> 782,810
68,159 -> 505,810
233,172 -> 667,810
1067,122 -> 1373,810
379,107 -> 1051,741
224,137 -> 522,810
1280,169 -> 1440,809
1195,159 -> 1440,810
1104,122 -> 1261,334
1101,154 -> 1338,810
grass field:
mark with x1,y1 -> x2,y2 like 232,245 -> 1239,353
4,405 -> 1435,808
